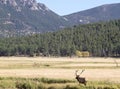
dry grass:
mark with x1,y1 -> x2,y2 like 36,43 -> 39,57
0,57 -> 120,83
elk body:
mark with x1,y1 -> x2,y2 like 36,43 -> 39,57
75,70 -> 87,86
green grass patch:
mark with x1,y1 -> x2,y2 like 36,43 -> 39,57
0,77 -> 119,89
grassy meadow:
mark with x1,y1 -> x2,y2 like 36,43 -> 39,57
0,57 -> 120,89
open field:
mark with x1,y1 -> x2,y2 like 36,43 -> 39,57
0,57 -> 120,83
0,57 -> 120,89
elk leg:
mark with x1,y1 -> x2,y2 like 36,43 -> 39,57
84,81 -> 87,86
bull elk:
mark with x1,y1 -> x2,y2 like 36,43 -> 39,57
75,69 -> 87,86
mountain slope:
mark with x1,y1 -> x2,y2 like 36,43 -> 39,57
64,3 -> 120,25
0,0 -> 69,37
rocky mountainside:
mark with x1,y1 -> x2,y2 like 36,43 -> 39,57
1,1 -> 120,37
64,3 -> 120,25
0,0 -> 69,37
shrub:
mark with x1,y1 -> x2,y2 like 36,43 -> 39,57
37,84 -> 45,89
64,85 -> 79,89
16,82 -> 32,89
97,86 -> 103,89
48,86 -> 56,89
103,86 -> 115,89
86,86 -> 96,89
40,78 -> 73,84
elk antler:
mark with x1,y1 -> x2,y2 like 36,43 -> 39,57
75,70 -> 79,76
79,69 -> 85,75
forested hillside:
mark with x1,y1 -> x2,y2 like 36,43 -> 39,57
0,20 -> 120,57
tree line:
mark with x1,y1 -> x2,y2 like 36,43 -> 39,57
0,20 -> 120,57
